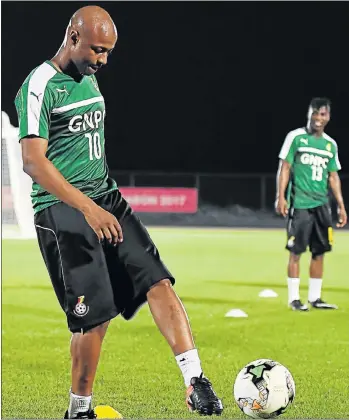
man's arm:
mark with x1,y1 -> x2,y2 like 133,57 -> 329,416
22,137 -> 94,212
275,159 -> 291,217
21,137 -> 123,243
328,171 -> 347,228
276,130 -> 297,217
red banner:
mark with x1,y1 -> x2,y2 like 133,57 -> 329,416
119,187 -> 198,213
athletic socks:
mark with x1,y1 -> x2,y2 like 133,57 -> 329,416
68,390 -> 92,417
308,278 -> 322,302
175,348 -> 203,387
287,277 -> 300,303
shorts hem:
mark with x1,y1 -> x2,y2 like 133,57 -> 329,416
310,247 -> 332,256
69,310 -> 119,334
286,246 -> 332,255
122,276 -> 175,321
285,246 -> 306,255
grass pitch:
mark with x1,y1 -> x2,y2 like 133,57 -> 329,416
2,228 -> 349,419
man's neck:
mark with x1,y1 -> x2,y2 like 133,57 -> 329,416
51,50 -> 83,82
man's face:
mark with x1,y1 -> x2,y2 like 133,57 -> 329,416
308,106 -> 330,133
70,26 -> 117,76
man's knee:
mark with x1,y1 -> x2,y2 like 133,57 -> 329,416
289,253 -> 301,263
81,320 -> 110,338
311,253 -> 324,261
147,278 -> 172,298
149,278 -> 172,291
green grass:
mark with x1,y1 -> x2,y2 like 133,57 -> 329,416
2,228 -> 349,419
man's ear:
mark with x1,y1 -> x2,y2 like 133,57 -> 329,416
70,30 -> 79,45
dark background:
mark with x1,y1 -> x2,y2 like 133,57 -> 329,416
2,1 -> 349,175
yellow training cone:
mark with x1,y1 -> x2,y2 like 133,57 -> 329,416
94,405 -> 123,419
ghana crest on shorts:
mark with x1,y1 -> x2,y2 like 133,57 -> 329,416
15,60 -> 117,213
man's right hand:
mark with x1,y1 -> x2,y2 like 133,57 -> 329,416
275,197 -> 289,218
83,203 -> 123,244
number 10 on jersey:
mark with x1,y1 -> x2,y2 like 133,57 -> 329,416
85,133 -> 102,160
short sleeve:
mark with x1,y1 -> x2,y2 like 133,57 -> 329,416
14,63 -> 56,141
327,143 -> 341,172
279,131 -> 298,164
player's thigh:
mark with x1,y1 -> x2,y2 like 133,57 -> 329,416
310,204 -> 333,255
35,203 -> 118,332
286,208 -> 313,254
105,193 -> 174,317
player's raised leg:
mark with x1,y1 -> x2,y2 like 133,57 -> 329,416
147,280 -> 223,416
107,197 -> 223,416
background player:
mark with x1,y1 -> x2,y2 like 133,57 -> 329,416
275,97 -> 347,311
14,6 -> 223,418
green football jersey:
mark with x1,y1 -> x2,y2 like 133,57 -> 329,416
279,127 -> 341,209
14,60 -> 117,214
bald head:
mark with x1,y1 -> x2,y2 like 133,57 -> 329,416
60,5 -> 118,76
70,6 -> 117,40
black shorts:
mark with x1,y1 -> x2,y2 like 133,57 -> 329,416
286,204 -> 333,255
34,189 -> 175,333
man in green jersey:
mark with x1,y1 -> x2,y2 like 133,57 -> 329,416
276,97 -> 347,311
15,6 -> 223,418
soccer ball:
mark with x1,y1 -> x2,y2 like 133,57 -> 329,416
233,359 -> 295,418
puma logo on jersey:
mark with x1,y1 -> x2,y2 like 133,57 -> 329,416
300,138 -> 308,145
56,87 -> 69,95
30,91 -> 42,101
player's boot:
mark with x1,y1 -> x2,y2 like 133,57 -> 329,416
185,373 -> 223,416
289,299 -> 309,311
309,298 -> 338,309
64,409 -> 96,419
